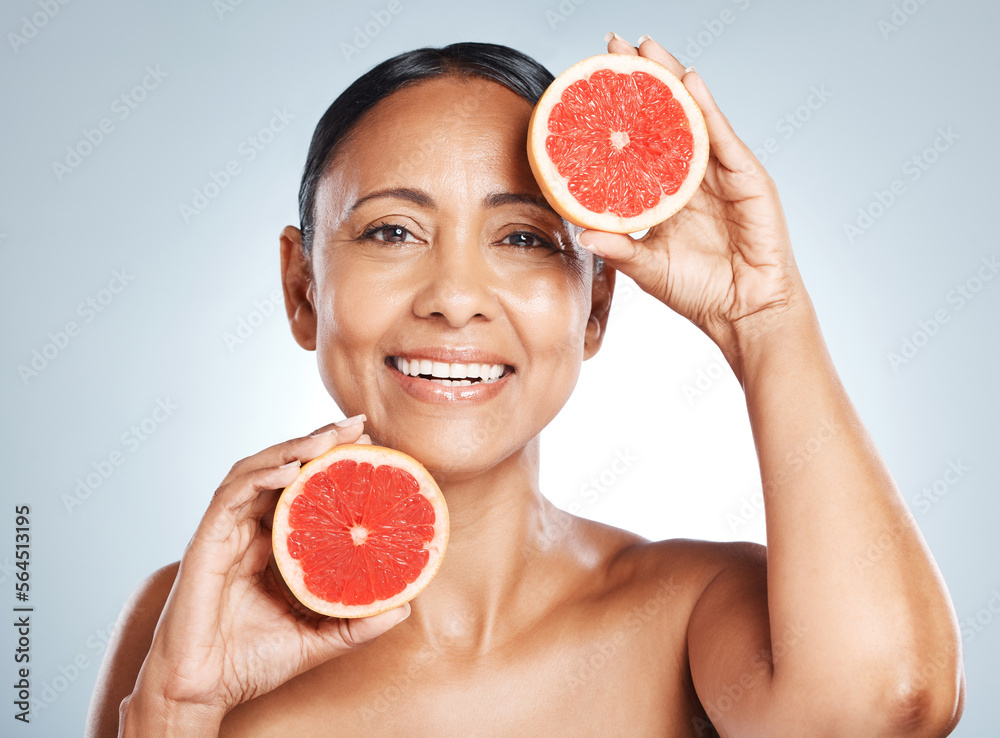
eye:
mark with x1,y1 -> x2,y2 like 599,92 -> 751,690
501,230 -> 557,249
360,222 -> 418,244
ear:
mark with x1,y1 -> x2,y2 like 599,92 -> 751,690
583,259 -> 616,361
279,225 -> 317,351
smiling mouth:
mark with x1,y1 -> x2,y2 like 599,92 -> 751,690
385,356 -> 515,385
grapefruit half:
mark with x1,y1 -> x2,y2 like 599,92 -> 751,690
528,53 -> 709,234
271,443 -> 449,618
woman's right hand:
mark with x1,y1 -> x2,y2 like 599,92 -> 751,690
121,415 -> 412,733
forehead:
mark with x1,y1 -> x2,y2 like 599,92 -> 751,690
320,76 -> 542,214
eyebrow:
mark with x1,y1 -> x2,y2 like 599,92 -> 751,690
347,187 -> 559,217
481,191 -> 557,216
348,187 -> 433,215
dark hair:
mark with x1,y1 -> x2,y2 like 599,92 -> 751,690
296,41 -> 602,272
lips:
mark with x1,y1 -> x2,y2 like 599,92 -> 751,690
387,346 -> 516,369
385,352 -> 514,403
388,356 -> 508,384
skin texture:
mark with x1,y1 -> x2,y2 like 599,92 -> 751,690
87,35 -> 965,737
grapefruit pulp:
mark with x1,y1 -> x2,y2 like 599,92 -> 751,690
271,443 -> 449,618
528,53 -> 709,234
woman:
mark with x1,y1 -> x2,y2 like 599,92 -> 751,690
87,35 -> 965,736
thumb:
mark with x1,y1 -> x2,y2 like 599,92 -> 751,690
293,602 -> 411,677
333,602 -> 412,649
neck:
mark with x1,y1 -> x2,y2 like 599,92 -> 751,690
402,436 -> 562,654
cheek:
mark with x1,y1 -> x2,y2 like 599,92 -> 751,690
509,267 -> 591,355
315,256 -> 400,345
311,260 -> 402,405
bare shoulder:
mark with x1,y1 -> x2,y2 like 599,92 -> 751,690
620,536 -> 766,585
571,509 -> 766,594
616,536 -> 767,610
85,561 -> 180,738
563,512 -> 767,621
550,517 -> 769,728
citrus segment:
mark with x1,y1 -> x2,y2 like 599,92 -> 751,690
287,460 -> 434,605
272,444 -> 449,618
546,70 -> 693,218
528,53 -> 709,234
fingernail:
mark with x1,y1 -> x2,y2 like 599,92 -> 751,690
334,413 -> 367,428
603,31 -> 614,43
357,434 -> 372,444
637,34 -> 652,45
685,65 -> 697,75
279,460 -> 301,470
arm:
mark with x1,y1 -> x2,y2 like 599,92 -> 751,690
84,562 -> 190,737
591,33 -> 964,735
85,418 -> 410,737
86,563 -> 228,737
689,293 -> 964,735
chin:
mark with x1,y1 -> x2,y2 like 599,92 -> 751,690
370,426 -> 515,479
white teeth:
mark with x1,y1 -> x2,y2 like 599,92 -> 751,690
392,356 -> 508,384
426,378 -> 475,386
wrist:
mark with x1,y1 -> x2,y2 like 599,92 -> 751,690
729,287 -> 819,386
119,689 -> 226,738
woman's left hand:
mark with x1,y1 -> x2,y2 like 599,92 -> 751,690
580,35 -> 808,381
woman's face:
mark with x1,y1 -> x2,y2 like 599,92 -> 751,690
281,75 -> 614,475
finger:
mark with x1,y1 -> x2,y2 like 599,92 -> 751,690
198,464 -> 302,544
221,415 -> 367,485
605,31 -> 637,55
238,524 -> 276,576
251,486 -> 282,531
577,228 -> 667,296
307,413 -> 367,437
682,70 -> 761,175
577,229 -> 640,263
259,492 -> 279,532
635,34 -> 687,78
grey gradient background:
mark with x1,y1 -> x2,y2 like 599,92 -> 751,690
2,0 -> 998,734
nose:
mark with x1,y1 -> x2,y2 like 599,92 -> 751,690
411,231 -> 501,328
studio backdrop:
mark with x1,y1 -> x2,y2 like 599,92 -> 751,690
1,0 -> 997,734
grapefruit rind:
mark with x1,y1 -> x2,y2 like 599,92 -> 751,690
271,443 -> 449,619
527,53 -> 709,234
